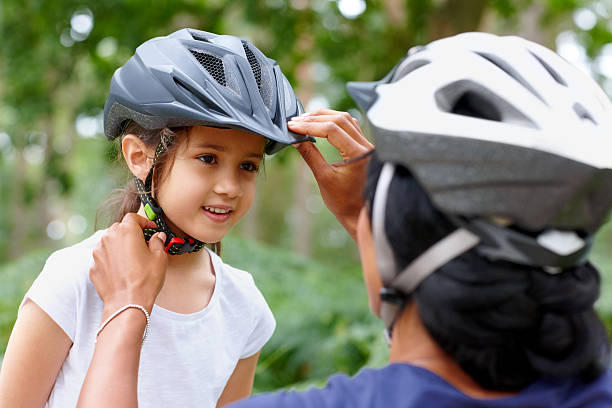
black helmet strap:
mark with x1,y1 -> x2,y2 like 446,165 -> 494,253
135,133 -> 205,255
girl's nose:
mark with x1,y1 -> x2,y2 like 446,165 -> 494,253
213,170 -> 242,198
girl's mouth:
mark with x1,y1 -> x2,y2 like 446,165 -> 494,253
202,206 -> 233,222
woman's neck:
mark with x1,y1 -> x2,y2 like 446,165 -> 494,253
389,302 -> 517,399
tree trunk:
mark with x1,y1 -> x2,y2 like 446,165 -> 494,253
428,0 -> 489,40
384,0 -> 406,29
292,33 -> 315,257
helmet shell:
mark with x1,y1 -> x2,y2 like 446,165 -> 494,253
348,32 -> 612,233
104,28 -> 308,154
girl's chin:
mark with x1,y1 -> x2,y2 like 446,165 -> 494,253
163,219 -> 228,244
181,229 -> 227,245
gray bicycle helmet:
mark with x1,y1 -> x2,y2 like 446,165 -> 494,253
104,28 -> 310,255
104,28 -> 310,154
347,32 -> 612,337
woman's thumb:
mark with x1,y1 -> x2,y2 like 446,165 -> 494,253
149,232 -> 167,255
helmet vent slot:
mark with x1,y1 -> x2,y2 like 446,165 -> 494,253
190,32 -> 210,42
451,91 -> 502,122
242,42 -> 262,92
475,52 -> 545,105
573,103 -> 597,124
189,49 -> 227,87
529,51 -> 567,87
436,80 -> 537,128
393,59 -> 430,81
173,78 -> 228,117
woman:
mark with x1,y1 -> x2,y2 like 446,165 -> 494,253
79,32 -> 612,407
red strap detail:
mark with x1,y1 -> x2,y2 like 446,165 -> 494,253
165,237 -> 185,253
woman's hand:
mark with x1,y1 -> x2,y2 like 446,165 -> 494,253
289,109 -> 374,241
90,213 -> 168,318
78,214 -> 166,408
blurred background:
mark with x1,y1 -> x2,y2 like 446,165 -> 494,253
1,0 -> 612,392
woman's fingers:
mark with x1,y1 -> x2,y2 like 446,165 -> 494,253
294,142 -> 328,179
289,109 -> 373,241
289,118 -> 367,160
122,212 -> 157,231
297,109 -> 372,148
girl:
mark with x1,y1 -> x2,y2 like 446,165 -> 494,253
0,28 -> 310,407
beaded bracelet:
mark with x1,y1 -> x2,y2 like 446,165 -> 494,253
95,304 -> 151,345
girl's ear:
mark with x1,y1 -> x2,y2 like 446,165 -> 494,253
122,135 -> 153,181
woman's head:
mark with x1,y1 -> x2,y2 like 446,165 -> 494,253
350,32 -> 612,389
360,153 -> 610,389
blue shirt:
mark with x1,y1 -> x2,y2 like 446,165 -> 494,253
232,363 -> 612,407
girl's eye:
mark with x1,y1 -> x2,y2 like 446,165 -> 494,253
198,154 -> 217,165
240,162 -> 259,173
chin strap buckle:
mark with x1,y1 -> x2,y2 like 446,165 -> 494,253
164,237 -> 200,255
143,228 -> 204,255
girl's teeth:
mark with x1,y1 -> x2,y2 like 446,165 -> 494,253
204,206 -> 231,214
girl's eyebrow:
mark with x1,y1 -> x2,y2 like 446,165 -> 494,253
192,143 -> 263,159
246,152 -> 264,160
193,143 -> 226,151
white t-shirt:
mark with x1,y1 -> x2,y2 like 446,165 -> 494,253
21,230 -> 276,408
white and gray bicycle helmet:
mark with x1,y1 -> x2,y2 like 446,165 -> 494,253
104,28 -> 310,154
348,32 -> 612,335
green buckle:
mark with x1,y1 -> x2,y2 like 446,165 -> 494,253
144,203 -> 158,221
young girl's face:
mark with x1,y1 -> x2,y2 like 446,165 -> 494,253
155,126 -> 265,244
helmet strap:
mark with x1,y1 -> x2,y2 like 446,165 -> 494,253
452,217 -> 592,269
372,163 -> 480,343
371,163 -> 406,341
135,133 -> 205,255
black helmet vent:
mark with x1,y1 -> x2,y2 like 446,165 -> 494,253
243,42 -> 262,92
189,49 -> 227,87
452,91 -> 502,122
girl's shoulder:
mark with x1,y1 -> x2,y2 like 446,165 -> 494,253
43,229 -> 106,280
208,249 -> 269,308
23,230 -> 107,341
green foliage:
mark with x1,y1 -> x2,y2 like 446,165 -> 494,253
593,221 -> 612,319
0,249 -> 49,355
222,235 -> 385,391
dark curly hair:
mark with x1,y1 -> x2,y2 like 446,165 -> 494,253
364,153 -> 610,390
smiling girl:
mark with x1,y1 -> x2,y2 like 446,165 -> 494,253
0,28 -> 309,407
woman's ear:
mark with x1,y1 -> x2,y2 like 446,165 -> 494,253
122,134 -> 153,182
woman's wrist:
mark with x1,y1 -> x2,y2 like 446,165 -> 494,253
102,297 -> 154,320
98,306 -> 149,346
